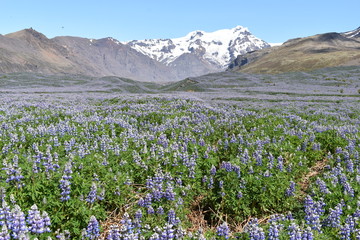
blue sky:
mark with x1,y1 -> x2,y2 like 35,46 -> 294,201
1,0 -> 359,43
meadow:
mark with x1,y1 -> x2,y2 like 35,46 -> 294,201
0,90 -> 359,239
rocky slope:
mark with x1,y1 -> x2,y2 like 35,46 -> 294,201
0,28 -> 175,82
229,27 -> 360,74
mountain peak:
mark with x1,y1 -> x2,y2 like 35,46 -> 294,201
233,25 -> 248,32
185,30 -> 205,40
95,37 -> 122,46
126,26 -> 269,69
5,27 -> 48,41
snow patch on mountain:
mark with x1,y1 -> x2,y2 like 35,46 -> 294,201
342,27 -> 360,39
125,26 -> 270,69
269,43 -> 283,47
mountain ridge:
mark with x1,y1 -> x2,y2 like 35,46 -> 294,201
126,26 -> 270,69
0,26 -> 269,82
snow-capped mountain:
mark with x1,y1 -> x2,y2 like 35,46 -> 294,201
126,26 -> 270,70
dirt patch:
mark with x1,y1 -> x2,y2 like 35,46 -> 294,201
187,195 -> 210,232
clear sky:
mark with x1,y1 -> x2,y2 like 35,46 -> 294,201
1,0 -> 359,44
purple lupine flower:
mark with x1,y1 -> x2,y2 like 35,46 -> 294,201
302,227 -> 313,240
160,223 -> 174,240
355,229 -> 360,240
198,138 -> 205,147
268,221 -> 282,240
285,181 -> 296,197
340,223 -> 351,240
137,198 -> 145,207
41,211 -> 51,233
86,182 -> 101,204
345,159 -> 354,173
204,149 -> 209,159
241,149 -> 249,164
312,142 -> 321,151
323,202 -> 342,228
86,183 -> 97,204
164,183 -> 175,201
219,180 -> 224,189
167,209 -> 180,225
157,206 -> 164,215
336,147 -> 343,154
286,212 -> 294,221
304,196 -> 323,232
210,165 -> 216,175
3,156 -> 24,189
27,204 -> 50,234
97,188 -> 105,201
230,134 -> 237,143
134,209 -> 142,228
134,209 -> 142,220
301,140 -> 308,152
315,178 -> 331,194
246,219 -> 265,240
31,154 -> 41,173
124,177 -> 132,185
9,205 -> 28,239
223,139 -> 229,149
53,136 -> 60,147
345,215 -> 355,233
0,224 -> 10,240
208,177 -> 214,189
120,213 -> 135,236
188,165 -> 196,179
263,170 -> 271,177
143,193 -> 153,207
343,181 -> 355,197
232,164 -> 241,178
268,214 -> 285,223
216,222 -> 230,239
86,216 -> 100,240
59,162 -> 72,201
254,151 -> 262,166
277,156 -> 284,171
149,232 -> 160,240
220,162 -> 232,172
176,197 -> 183,207
0,201 -> 11,226
288,222 -> 302,240
107,225 -> 121,240
16,232 -> 30,240
147,206 -> 155,215
64,141 -> 71,153
267,153 -> 274,169
202,175 -> 208,184
113,186 -> 121,196
175,177 -> 182,186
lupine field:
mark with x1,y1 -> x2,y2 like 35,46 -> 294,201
0,90 -> 360,240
